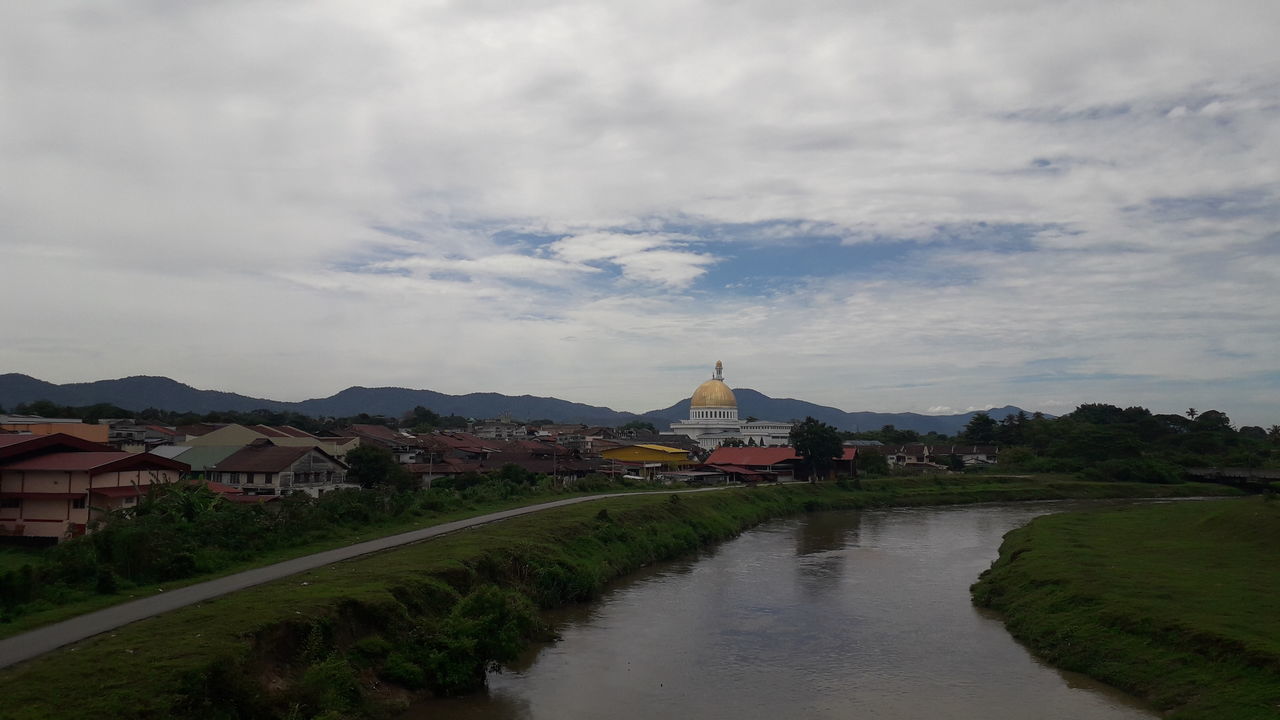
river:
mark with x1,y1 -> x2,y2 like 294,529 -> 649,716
410,500 -> 1159,719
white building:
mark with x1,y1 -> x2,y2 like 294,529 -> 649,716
668,361 -> 793,450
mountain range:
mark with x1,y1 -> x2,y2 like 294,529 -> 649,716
0,373 -> 1037,435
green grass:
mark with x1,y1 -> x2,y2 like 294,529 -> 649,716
0,477 -> 1245,719
0,487 -> 664,641
0,549 -> 44,575
972,496 -> 1280,720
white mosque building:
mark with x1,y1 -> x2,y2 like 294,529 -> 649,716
667,361 -> 793,450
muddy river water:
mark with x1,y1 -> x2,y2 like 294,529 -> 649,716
411,500 -> 1161,719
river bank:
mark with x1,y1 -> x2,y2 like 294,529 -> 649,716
0,477 -> 1241,719
972,496 -> 1280,720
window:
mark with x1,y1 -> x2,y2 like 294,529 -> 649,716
0,498 -> 19,509
72,497 -> 86,509
123,497 -> 137,506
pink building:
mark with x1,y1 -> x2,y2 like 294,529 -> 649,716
0,434 -> 189,541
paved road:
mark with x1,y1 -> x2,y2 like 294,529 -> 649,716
0,486 -> 733,670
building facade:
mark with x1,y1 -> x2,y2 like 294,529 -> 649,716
667,361 -> 793,450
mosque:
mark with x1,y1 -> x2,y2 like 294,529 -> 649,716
667,361 -> 794,450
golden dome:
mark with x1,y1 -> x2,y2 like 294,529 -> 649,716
691,379 -> 737,408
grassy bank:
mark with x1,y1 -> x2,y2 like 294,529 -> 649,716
972,496 -> 1280,720
0,483 -> 668,641
0,477 -> 1243,720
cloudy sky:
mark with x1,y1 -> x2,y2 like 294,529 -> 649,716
3,1 -> 1279,425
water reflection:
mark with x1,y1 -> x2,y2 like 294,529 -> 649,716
794,511 -> 860,596
408,501 -> 1160,720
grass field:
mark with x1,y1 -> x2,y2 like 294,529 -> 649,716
0,477 -> 1245,719
973,496 -> 1280,720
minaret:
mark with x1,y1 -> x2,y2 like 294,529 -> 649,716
714,360 -> 723,381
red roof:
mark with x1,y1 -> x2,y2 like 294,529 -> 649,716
252,425 -> 320,439
840,448 -> 858,461
705,447 -> 800,466
1,451 -> 188,475
143,425 -> 183,436
0,433 -> 114,460
706,464 -> 770,476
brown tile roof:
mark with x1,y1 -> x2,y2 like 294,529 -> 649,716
705,447 -> 800,466
211,444 -> 336,473
1,451 -> 188,475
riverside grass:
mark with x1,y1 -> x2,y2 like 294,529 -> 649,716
972,496 -> 1280,720
0,477 -> 1241,720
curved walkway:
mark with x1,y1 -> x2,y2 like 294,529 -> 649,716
0,485 -> 735,670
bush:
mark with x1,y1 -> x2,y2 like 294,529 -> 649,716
1082,458 -> 1183,484
351,635 -> 392,660
379,651 -> 425,689
95,567 -> 118,595
297,654 -> 361,713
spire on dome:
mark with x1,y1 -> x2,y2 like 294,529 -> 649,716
714,360 -> 723,380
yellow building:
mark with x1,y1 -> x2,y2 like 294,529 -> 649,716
600,444 -> 691,479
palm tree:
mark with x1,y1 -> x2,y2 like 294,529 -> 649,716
1186,408 -> 1199,420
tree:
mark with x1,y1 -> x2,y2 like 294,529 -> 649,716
959,412 -> 998,444
344,445 -> 415,492
1186,408 -> 1198,420
1192,410 -> 1232,432
620,420 -> 656,434
789,416 -> 842,483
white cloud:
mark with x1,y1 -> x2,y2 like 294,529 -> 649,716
549,232 -> 716,287
2,0 -> 1279,425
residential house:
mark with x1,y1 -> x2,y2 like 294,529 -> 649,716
704,446 -> 802,482
148,445 -> 243,479
340,424 -> 423,464
106,422 -> 185,452
881,444 -> 999,469
471,419 -> 528,441
405,436 -> 597,485
184,424 -> 359,461
207,439 -> 353,498
0,433 -> 188,542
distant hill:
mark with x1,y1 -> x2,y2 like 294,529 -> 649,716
0,373 -> 1041,435
638,388 -> 1032,435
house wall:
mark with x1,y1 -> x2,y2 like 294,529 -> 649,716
0,467 -> 176,539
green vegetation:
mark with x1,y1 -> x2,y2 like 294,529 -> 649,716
789,416 -> 844,482
842,404 -> 1279,487
963,404 -> 1279,480
0,473 -> 650,636
0,477 -> 1242,720
972,497 -> 1280,719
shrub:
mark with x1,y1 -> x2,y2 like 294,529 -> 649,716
95,567 -> 118,595
379,651 -> 425,689
297,654 -> 361,713
1082,458 -> 1182,484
